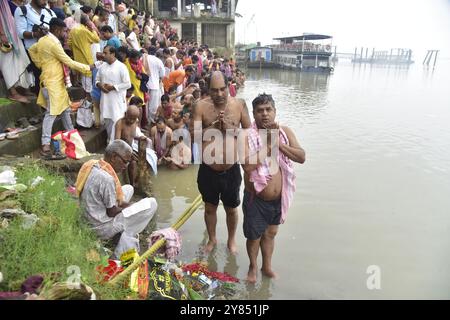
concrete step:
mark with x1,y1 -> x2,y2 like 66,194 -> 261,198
0,100 -> 43,132
0,86 -> 86,132
0,121 -> 107,157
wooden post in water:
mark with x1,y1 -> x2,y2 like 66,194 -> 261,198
136,138 -> 152,197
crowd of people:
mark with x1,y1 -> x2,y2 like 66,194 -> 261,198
1,0 -> 306,284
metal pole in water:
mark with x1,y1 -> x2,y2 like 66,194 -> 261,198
426,51 -> 433,65
433,50 -> 439,68
423,51 -> 430,65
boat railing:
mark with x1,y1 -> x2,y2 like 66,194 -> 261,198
270,44 -> 332,53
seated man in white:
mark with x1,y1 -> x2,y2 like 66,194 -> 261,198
76,140 -> 157,257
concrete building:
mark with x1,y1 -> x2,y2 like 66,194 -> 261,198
149,0 -> 237,49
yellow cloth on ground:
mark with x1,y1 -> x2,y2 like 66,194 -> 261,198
125,59 -> 145,102
28,34 -> 91,116
75,159 -> 125,204
68,24 -> 100,73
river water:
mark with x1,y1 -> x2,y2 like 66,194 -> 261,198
151,59 -> 450,299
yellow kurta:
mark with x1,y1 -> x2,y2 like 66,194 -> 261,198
128,19 -> 137,30
125,59 -> 145,102
28,33 -> 91,116
68,24 -> 100,68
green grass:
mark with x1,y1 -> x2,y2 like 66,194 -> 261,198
0,97 -> 12,106
0,164 -> 133,299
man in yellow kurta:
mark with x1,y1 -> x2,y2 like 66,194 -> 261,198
28,18 -> 92,159
67,14 -> 100,101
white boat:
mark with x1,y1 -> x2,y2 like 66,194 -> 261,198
270,34 -> 334,73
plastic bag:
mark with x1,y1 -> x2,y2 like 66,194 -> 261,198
76,100 -> 94,128
52,130 -> 90,160
0,169 -> 16,185
114,232 -> 140,259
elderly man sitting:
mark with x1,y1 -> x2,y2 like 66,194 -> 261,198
76,140 -> 157,257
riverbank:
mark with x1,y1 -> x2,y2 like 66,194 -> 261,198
0,163 -> 131,299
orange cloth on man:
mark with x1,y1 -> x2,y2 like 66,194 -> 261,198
75,159 -> 124,204
163,69 -> 185,93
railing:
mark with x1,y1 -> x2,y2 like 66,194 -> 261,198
158,9 -> 234,20
270,44 -> 332,53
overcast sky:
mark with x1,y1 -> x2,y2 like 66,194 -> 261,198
235,0 -> 450,59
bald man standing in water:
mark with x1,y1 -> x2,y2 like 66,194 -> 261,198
192,71 -> 251,254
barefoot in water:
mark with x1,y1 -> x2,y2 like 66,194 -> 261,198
227,239 -> 238,255
246,266 -> 258,283
203,240 -> 217,253
261,268 -> 278,279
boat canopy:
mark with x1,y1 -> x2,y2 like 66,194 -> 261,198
273,34 -> 332,42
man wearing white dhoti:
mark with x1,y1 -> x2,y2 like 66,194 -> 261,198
76,140 -> 157,257
0,0 -> 33,103
95,45 -> 131,142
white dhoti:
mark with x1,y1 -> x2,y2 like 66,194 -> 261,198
114,185 -> 158,257
0,41 -> 33,89
92,184 -> 157,257
147,89 -> 161,124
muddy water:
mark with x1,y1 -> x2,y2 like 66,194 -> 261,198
152,60 -> 450,299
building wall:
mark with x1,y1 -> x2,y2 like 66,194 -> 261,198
151,0 -> 236,48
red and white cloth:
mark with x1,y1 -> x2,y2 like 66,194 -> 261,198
247,121 -> 296,224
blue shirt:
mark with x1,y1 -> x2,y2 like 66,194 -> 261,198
14,4 -> 56,49
106,36 -> 121,49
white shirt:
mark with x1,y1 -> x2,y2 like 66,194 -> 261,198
108,13 -> 117,34
14,4 -> 56,49
126,31 -> 140,51
95,60 -> 131,121
145,54 -> 165,90
164,57 -> 175,77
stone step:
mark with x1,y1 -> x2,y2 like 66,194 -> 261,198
0,122 -> 107,157
0,100 -> 43,132
0,86 -> 86,132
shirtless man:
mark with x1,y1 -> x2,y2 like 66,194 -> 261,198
150,117 -> 173,164
241,93 -> 305,283
165,137 -> 191,170
114,105 -> 147,186
155,94 -> 173,123
167,109 -> 185,131
192,71 -> 251,254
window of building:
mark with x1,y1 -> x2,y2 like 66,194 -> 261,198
159,0 -> 177,11
182,23 -> 197,41
202,23 -> 227,48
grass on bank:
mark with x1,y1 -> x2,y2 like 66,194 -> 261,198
0,164 -> 133,299
0,97 -> 12,106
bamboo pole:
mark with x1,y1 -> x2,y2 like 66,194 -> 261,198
108,194 -> 203,286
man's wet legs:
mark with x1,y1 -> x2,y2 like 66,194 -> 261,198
204,202 -> 218,253
224,206 -> 238,254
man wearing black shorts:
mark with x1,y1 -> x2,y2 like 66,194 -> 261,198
192,71 -> 251,254
241,93 -> 305,283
